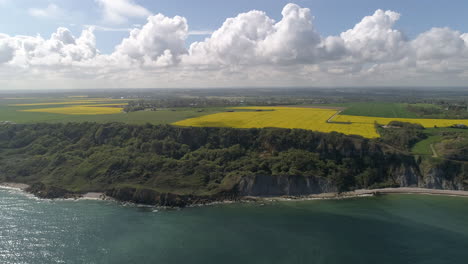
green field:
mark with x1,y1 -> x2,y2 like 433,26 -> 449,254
328,102 -> 419,118
333,102 -> 457,120
3,98 -> 467,144
0,98 -> 224,125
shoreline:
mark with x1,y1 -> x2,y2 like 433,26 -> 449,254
351,188 -> 468,197
0,183 -> 109,201
259,188 -> 468,202
1,183 -> 468,207
0,182 -> 30,191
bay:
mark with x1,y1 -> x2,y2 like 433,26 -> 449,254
1,188 -> 468,264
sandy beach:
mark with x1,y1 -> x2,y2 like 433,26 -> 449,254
0,182 -> 108,201
81,192 -> 106,200
257,187 -> 468,202
0,182 -> 30,191
1,182 -> 468,205
351,188 -> 468,197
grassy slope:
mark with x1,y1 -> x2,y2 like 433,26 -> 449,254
412,135 -> 443,155
411,128 -> 468,156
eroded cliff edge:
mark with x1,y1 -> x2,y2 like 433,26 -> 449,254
0,123 -> 466,207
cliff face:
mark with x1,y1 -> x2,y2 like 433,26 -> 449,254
418,160 -> 466,190
389,165 -> 420,187
105,187 -> 238,207
419,168 -> 464,190
237,160 -> 466,198
237,175 -> 337,196
0,123 -> 466,206
22,158 -> 467,207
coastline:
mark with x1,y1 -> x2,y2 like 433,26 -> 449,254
259,188 -> 468,202
1,182 -> 468,207
0,183 -> 108,201
351,188 -> 468,197
0,182 -> 30,191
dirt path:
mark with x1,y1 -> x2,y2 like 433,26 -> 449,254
430,144 -> 439,158
327,110 -> 342,123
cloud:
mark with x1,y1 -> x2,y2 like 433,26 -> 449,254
256,3 -> 323,64
111,14 -> 188,67
185,4 -> 344,67
28,4 -> 65,19
185,9 -> 276,66
0,27 -> 98,67
2,3 -> 468,88
96,0 -> 151,24
412,27 -> 467,60
0,37 -> 14,64
340,9 -> 407,62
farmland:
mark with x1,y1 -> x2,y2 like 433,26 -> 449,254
174,107 -> 380,138
20,105 -> 125,115
174,106 -> 468,139
0,97 -> 225,124
2,95 -> 468,140
10,98 -> 127,116
332,114 -> 468,128
330,102 -> 419,118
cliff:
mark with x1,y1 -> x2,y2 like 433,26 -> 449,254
0,123 -> 465,207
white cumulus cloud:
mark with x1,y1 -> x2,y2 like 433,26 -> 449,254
2,3 -> 468,88
111,14 -> 188,67
186,4 -> 336,66
1,27 -> 98,67
340,9 -> 407,62
0,37 -> 15,64
96,0 -> 151,24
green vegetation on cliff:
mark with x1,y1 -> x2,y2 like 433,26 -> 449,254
0,123 -> 425,198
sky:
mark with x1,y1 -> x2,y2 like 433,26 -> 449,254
0,0 -> 468,89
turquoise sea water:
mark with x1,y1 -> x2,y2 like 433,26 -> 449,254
1,189 -> 468,264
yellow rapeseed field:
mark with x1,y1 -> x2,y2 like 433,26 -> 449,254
332,115 -> 468,128
174,106 -> 468,138
20,106 -> 123,115
173,107 -> 380,138
12,99 -> 128,106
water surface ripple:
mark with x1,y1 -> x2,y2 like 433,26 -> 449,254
1,189 -> 468,264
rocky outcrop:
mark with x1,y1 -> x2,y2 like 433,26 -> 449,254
389,165 -> 420,187
23,159 -> 466,207
105,187 -> 238,207
420,168 -> 464,190
26,182 -> 75,199
418,160 -> 465,190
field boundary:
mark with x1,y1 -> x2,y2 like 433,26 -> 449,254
327,110 -> 342,123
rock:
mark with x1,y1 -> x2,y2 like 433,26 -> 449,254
26,182 -> 72,199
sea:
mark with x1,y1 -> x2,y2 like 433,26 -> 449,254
1,188 -> 468,264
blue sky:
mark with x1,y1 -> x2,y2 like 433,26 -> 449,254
1,0 -> 468,89
1,0 -> 467,54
